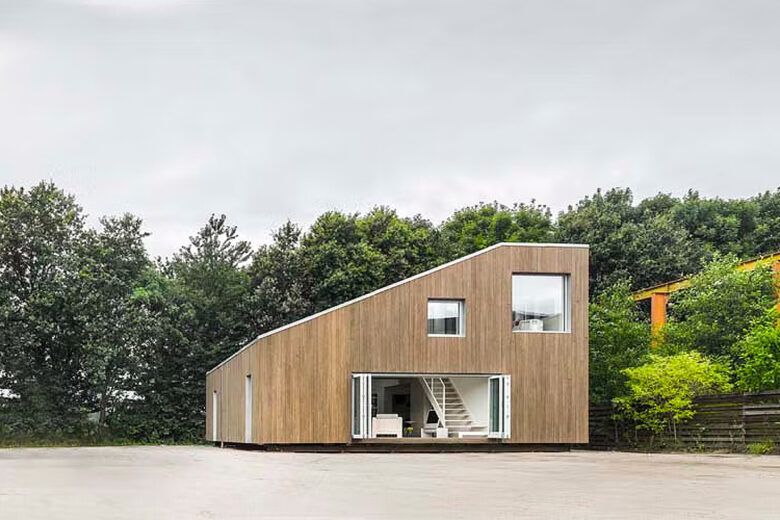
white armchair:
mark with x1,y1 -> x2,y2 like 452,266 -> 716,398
372,414 -> 403,438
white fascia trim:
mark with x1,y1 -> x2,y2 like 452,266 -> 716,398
206,242 -> 588,374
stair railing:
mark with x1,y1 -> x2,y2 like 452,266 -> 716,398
421,377 -> 447,428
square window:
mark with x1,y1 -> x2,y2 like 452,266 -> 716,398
427,299 -> 465,336
512,274 -> 570,332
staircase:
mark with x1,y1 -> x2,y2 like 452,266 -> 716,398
421,377 -> 488,437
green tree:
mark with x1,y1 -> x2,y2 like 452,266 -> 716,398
753,189 -> 780,254
124,214 -> 255,441
589,281 -> 650,403
300,208 -> 440,311
248,221 -> 311,333
660,254 -> 777,359
0,182 -> 88,436
736,308 -> 780,392
614,352 -> 732,440
671,190 -> 759,258
76,215 -> 152,431
556,188 -> 704,294
440,201 -> 553,259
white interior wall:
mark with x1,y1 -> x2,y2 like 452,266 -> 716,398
450,377 -> 489,426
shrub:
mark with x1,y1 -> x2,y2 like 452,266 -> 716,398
614,352 -> 732,441
737,308 -> 780,392
746,441 -> 776,455
660,254 -> 777,359
589,280 -> 651,402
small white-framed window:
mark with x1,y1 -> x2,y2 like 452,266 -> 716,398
512,274 -> 570,333
427,299 -> 466,337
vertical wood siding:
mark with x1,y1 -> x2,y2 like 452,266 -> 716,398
205,244 -> 589,444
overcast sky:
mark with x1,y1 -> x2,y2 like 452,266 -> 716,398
1,0 -> 779,257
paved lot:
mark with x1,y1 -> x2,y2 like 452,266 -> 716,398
1,446 -> 779,519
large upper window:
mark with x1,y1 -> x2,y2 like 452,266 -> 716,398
427,299 -> 465,336
512,274 -> 570,332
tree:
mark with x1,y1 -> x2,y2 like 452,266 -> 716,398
736,307 -> 780,392
660,254 -> 777,359
0,182 -> 88,436
589,281 -> 650,403
76,215 -> 152,431
556,188 -> 704,294
440,201 -> 553,259
300,208 -> 440,312
247,221 -> 310,333
614,352 -> 732,440
671,190 -> 759,258
125,214 -> 255,441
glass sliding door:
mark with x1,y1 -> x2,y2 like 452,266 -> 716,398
488,375 -> 511,439
351,374 -> 372,439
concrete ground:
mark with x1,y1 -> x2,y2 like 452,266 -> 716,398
1,446 -> 778,519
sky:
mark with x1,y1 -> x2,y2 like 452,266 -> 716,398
1,0 -> 780,257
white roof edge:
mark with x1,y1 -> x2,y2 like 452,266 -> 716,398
206,242 -> 588,374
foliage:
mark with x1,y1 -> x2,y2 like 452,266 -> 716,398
556,188 -> 706,295
300,207 -> 441,312
660,254 -> 777,359
746,441 -> 776,455
588,281 -> 651,403
736,308 -> 780,392
439,201 -> 553,259
247,221 -> 310,334
0,182 -> 89,436
614,352 -> 733,440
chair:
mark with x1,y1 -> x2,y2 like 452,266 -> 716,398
372,414 -> 402,438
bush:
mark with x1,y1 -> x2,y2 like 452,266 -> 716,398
737,308 -> 780,392
589,280 -> 651,402
614,352 -> 733,440
660,254 -> 777,359
746,441 -> 776,455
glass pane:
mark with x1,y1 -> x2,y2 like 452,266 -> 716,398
427,300 -> 462,335
352,377 -> 360,436
489,378 -> 500,432
512,275 -> 567,332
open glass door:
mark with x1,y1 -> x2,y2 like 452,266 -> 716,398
351,374 -> 372,439
488,375 -> 511,439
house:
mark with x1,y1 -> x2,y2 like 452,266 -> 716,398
206,242 -> 589,447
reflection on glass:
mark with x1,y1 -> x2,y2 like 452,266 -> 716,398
490,378 -> 501,433
428,300 -> 463,335
512,275 -> 568,332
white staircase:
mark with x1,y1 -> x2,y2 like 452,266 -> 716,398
421,377 -> 488,437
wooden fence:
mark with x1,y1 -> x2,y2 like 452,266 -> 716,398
589,390 -> 780,451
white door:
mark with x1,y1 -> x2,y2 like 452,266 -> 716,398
245,375 -> 253,443
351,374 -> 372,439
212,391 -> 218,441
488,375 -> 511,439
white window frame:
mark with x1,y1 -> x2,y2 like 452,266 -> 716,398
427,299 -> 466,337
511,274 -> 571,334
488,375 -> 511,439
212,390 -> 218,442
351,374 -> 372,439
245,374 -> 253,443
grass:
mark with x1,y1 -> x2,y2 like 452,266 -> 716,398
746,441 -> 776,455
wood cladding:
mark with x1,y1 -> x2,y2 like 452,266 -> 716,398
206,244 -> 589,445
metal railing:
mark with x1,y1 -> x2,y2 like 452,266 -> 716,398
421,377 -> 447,427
